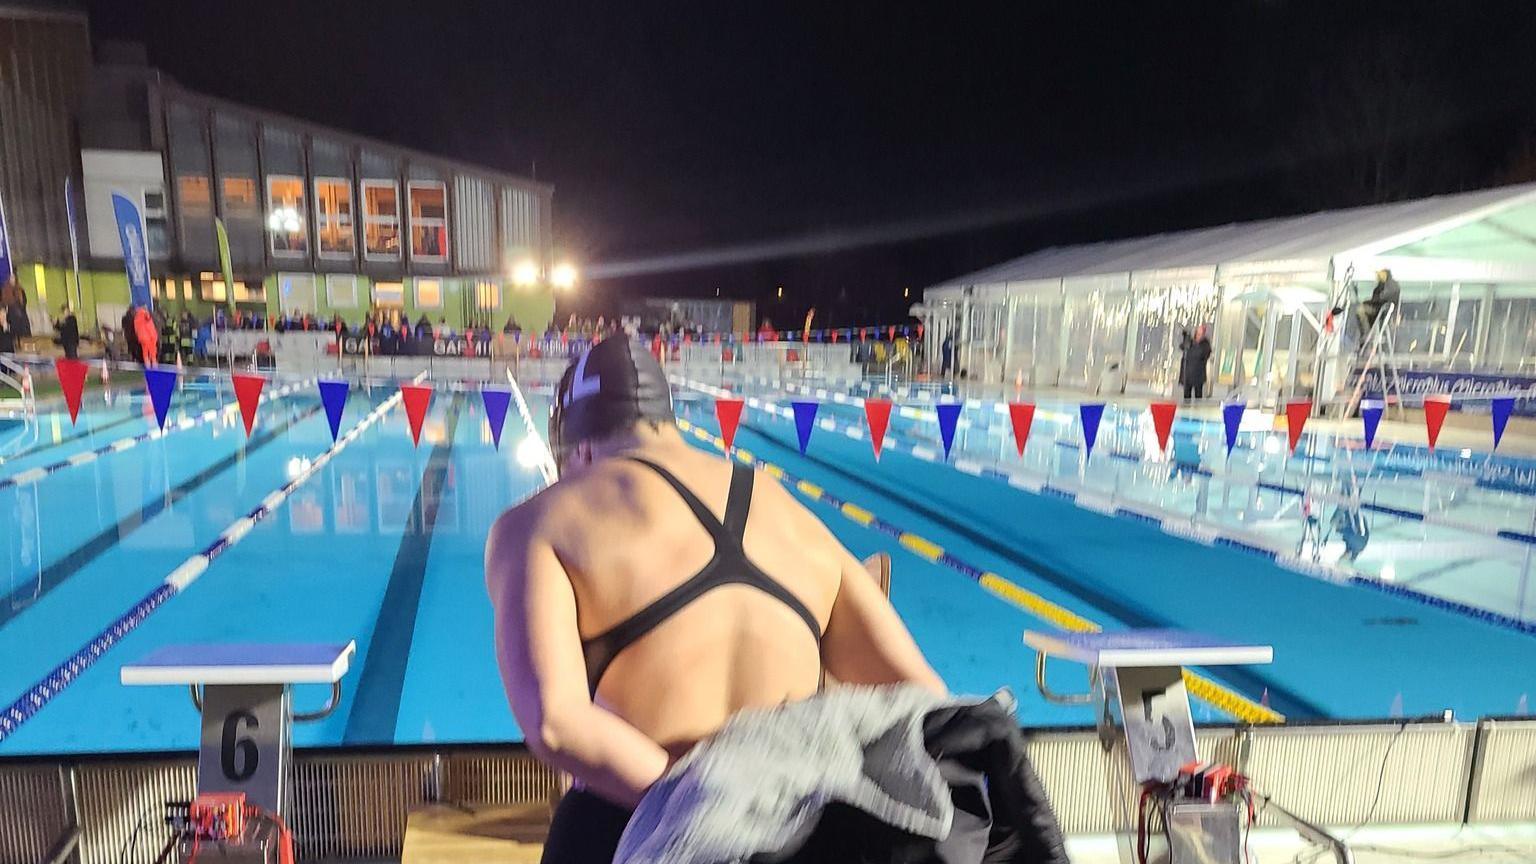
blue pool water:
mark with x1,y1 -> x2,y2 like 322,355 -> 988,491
1,371 -> 1533,756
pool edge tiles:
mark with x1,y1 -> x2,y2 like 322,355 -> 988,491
675,416 -> 1285,726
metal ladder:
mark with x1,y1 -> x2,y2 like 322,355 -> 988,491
1336,302 -> 1405,421
0,355 -> 35,415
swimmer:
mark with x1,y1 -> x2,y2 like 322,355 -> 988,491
485,336 -> 943,863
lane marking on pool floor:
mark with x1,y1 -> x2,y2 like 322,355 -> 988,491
0,382 -> 405,742
0,403 -> 325,630
684,379 -> 1536,639
0,378 -> 315,493
676,416 -> 1285,725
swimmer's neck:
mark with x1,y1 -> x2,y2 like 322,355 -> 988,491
563,424 -> 691,477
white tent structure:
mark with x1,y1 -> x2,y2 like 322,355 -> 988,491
921,181 -> 1536,403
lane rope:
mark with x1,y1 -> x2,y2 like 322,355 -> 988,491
0,378 -> 406,742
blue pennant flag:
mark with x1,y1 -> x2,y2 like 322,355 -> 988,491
482,388 -> 512,450
791,401 -> 819,454
936,402 -> 962,460
111,191 -> 152,310
318,379 -> 349,442
1222,402 -> 1245,456
1079,403 -> 1104,458
1492,396 -> 1515,450
1360,398 -> 1385,449
143,367 -> 177,430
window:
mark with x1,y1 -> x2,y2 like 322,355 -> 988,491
475,279 -> 500,310
327,274 -> 359,308
200,272 -> 264,303
415,278 -> 442,308
277,273 -> 317,315
362,181 -> 400,259
223,177 -> 259,220
408,181 -> 448,261
314,178 -> 354,258
143,190 -> 170,258
373,281 -> 404,307
266,176 -> 307,256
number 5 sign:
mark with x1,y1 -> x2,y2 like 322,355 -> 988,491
198,685 -> 291,814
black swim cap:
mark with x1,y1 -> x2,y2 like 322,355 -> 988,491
550,336 -> 674,464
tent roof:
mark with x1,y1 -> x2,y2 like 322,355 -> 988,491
931,182 -> 1536,289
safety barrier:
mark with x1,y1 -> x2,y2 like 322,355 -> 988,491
0,718 -> 1527,862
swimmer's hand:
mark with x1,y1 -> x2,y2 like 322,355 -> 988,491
486,509 -> 669,808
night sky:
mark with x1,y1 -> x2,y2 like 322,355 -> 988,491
85,1 -> 1536,326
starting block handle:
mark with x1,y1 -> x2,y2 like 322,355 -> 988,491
1034,652 -> 1095,706
189,680 -> 344,722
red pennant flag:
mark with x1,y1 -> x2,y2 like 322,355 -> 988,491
715,398 -> 744,450
231,373 -> 266,436
1148,401 -> 1178,453
864,399 -> 893,460
54,358 -> 87,425
1424,394 -> 1452,451
400,384 -> 433,446
1008,402 -> 1036,456
888,326 -> 896,341
860,328 -> 868,344
1285,400 -> 1312,454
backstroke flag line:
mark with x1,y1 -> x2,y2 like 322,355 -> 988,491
401,384 -> 433,446
1148,402 -> 1177,453
144,368 -> 177,430
715,398 -> 744,451
791,401 -> 818,454
1222,402 -> 1245,456
864,398 -> 892,460
1492,396 -> 1515,450
111,191 -> 153,310
1285,400 -> 1312,454
1360,399 -> 1384,450
231,373 -> 265,437
55,359 -> 87,424
1079,403 -> 1104,458
1424,394 -> 1452,452
318,380 -> 349,442
935,403 -> 962,460
482,388 -> 512,450
1008,402 -> 1035,456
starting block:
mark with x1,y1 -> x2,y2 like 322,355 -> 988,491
122,641 -> 356,819
1025,629 -> 1271,783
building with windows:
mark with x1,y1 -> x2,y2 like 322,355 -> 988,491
1,5 -> 555,337
922,182 -> 1536,406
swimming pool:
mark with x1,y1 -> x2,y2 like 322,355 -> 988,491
1,365 -> 1532,757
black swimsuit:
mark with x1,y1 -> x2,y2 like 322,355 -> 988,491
580,456 -> 823,696
544,458 -> 824,864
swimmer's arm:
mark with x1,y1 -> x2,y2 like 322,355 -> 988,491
486,512 -> 669,808
792,499 -> 944,693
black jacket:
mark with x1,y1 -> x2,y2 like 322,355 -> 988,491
763,697 -> 1070,864
1179,333 -> 1211,386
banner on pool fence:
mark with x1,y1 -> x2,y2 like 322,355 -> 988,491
1356,367 -> 1536,416
339,334 -> 495,357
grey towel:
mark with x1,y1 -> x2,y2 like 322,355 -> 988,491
614,684 -> 996,864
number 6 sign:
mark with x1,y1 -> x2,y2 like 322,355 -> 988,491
199,685 -> 290,814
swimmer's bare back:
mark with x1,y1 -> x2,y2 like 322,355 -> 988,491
486,427 -> 943,807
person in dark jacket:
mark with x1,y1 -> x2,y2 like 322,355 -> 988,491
1178,324 -> 1212,402
55,309 -> 80,359
122,307 -> 141,363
